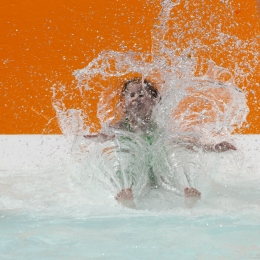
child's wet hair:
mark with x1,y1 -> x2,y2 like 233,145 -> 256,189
121,77 -> 159,99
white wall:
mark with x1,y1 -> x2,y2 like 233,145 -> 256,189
1,135 -> 260,171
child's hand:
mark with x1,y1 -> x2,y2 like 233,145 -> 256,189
83,133 -> 115,142
214,141 -> 236,152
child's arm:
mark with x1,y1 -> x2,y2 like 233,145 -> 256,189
178,136 -> 236,152
207,141 -> 236,152
193,140 -> 236,152
83,120 -> 127,142
83,133 -> 115,142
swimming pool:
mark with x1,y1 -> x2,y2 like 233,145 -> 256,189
1,212 -> 260,259
1,135 -> 260,259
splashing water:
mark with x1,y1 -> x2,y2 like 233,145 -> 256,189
51,0 -> 252,208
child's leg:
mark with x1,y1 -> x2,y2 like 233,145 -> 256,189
151,140 -> 202,196
101,134 -> 150,200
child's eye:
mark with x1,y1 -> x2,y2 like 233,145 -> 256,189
138,91 -> 144,97
130,93 -> 135,97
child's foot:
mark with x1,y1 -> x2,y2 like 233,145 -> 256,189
115,188 -> 136,209
184,187 -> 201,198
115,188 -> 134,200
184,187 -> 201,208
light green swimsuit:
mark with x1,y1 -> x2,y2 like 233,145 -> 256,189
110,119 -> 193,195
112,120 -> 161,189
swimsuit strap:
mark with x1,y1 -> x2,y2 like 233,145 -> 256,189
123,119 -> 133,132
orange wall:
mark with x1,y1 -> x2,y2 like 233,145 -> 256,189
1,0 -> 260,134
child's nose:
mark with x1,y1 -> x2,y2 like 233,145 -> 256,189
131,93 -> 139,100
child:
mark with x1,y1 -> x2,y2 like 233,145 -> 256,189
85,77 -> 236,207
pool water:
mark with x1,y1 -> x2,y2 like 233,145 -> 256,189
1,211 -> 260,259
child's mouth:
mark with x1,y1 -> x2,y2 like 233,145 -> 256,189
131,101 -> 139,107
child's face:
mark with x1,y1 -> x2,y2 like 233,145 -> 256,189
123,82 -> 157,119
